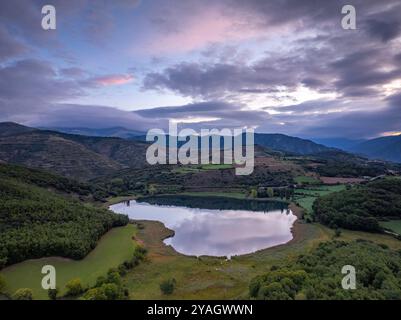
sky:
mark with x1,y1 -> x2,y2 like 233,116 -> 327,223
0,0 -> 401,139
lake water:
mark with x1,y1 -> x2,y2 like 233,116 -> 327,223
110,196 -> 297,257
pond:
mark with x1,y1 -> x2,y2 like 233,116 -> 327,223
110,196 -> 297,258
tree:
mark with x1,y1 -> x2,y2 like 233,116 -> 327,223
102,283 -> 120,300
82,288 -> 107,300
48,288 -> 58,300
106,270 -> 121,285
13,288 -> 33,300
249,188 -> 258,198
65,278 -> 84,296
160,278 -> 176,295
267,187 -> 274,198
0,257 -> 7,270
148,184 -> 157,196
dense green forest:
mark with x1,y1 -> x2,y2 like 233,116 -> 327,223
315,162 -> 388,178
0,164 -> 128,267
137,195 -> 289,212
0,163 -> 111,201
94,165 -> 294,197
313,178 -> 401,232
250,240 -> 401,300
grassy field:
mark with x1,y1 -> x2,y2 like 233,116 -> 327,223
1,224 -> 137,299
294,185 -> 346,215
172,164 -> 233,174
381,220 -> 401,235
294,175 -> 321,185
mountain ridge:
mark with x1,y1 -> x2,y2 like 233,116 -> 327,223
0,122 -> 148,180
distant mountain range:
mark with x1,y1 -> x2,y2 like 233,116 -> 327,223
1,122 -> 400,182
349,135 -> 401,163
254,134 -> 333,155
310,138 -> 366,151
310,136 -> 401,164
131,132 -> 334,155
41,126 -> 145,139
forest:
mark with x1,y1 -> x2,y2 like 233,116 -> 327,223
250,240 -> 401,300
313,178 -> 401,232
0,164 -> 128,267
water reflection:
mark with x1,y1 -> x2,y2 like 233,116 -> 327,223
110,196 -> 297,257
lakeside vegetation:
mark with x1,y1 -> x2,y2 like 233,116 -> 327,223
250,240 -> 401,300
0,163 -> 128,267
313,178 -> 401,232
119,218 -> 401,299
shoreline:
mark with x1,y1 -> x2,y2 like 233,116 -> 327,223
115,198 -> 304,260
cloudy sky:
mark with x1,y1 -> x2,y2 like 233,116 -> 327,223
0,0 -> 401,139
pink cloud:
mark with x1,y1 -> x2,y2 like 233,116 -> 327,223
94,74 -> 134,86
141,5 -> 267,54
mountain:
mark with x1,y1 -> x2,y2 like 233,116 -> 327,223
0,122 -> 37,137
310,138 -> 365,151
254,133 -> 334,155
41,126 -> 145,139
349,135 -> 401,163
0,122 -> 149,180
132,132 -> 334,155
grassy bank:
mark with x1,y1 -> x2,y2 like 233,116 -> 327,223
122,216 -> 401,299
1,224 -> 137,299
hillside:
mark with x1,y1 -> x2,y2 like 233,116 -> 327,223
0,162 -> 95,197
350,135 -> 401,163
313,178 -> 401,232
254,133 -> 333,155
0,122 -> 37,137
0,162 -> 128,267
0,123 -> 149,180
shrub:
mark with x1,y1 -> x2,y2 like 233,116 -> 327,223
65,278 -> 84,296
95,276 -> 107,287
13,288 -> 33,300
106,270 -> 121,285
48,288 -> 58,300
82,288 -> 107,300
160,278 -> 176,295
102,283 -> 119,300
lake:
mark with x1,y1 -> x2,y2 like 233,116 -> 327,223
110,196 -> 297,258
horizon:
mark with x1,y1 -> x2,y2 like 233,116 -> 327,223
1,1 -> 401,140
2,121 -> 401,142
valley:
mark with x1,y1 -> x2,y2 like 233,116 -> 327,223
1,122 -> 401,300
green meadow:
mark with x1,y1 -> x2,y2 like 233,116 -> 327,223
381,220 -> 401,235
294,185 -> 346,215
1,224 -> 137,299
